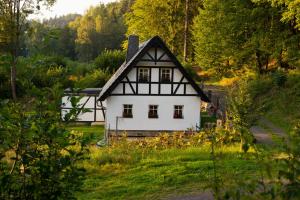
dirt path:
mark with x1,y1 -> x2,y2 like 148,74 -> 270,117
250,126 -> 274,145
166,191 -> 213,200
259,118 -> 287,138
251,117 -> 288,145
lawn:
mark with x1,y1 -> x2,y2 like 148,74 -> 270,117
77,145 -> 261,200
69,126 -> 282,200
67,124 -> 105,144
67,125 -> 264,200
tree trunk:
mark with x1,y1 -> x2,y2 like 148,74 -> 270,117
11,59 -> 17,100
255,51 -> 263,74
10,0 -> 21,101
183,0 -> 189,62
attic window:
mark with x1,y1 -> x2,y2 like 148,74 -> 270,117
138,68 -> 149,83
148,105 -> 158,118
161,68 -> 171,83
123,104 -> 133,118
174,105 -> 183,119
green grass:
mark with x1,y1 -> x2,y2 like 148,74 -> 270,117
76,143 -> 261,200
67,125 -> 105,144
263,72 -> 300,132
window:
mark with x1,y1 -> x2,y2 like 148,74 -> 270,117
123,104 -> 133,118
161,68 -> 171,83
174,105 -> 183,119
148,105 -> 158,118
138,68 -> 149,83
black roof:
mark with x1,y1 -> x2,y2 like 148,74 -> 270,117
64,88 -> 102,95
98,36 -> 210,102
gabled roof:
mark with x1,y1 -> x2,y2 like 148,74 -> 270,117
98,36 -> 210,102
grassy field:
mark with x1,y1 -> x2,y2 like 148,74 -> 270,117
67,124 -> 105,144
68,125 -> 266,200
263,72 -> 300,132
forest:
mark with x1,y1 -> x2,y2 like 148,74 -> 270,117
0,0 -> 300,199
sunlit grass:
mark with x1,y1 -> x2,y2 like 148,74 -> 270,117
77,142 -> 260,200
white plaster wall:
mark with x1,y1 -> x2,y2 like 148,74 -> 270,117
61,96 -> 106,122
105,96 -> 201,131
127,68 -> 136,81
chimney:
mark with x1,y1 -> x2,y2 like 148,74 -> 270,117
126,35 -> 139,63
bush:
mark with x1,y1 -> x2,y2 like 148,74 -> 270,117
271,70 -> 287,87
0,87 -> 86,199
75,70 -> 110,88
94,50 -> 125,73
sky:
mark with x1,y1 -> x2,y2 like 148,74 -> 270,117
31,0 -> 115,20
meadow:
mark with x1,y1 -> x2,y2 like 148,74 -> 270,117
67,125 -> 268,200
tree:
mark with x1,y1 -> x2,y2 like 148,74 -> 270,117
0,0 -> 56,100
0,86 -> 86,199
26,21 -> 76,59
226,78 -> 263,152
254,0 -> 300,30
69,1 -> 129,61
193,0 -> 300,75
125,0 -> 202,59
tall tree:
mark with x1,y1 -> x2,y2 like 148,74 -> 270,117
192,0 -> 300,74
125,0 -> 202,59
0,0 -> 56,100
69,0 -> 131,61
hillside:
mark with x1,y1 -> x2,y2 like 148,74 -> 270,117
252,71 -> 300,132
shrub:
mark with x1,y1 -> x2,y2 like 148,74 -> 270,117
75,70 -> 110,88
94,50 -> 125,73
0,87 -> 86,199
271,70 -> 287,87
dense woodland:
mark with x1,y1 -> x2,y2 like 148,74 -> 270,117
0,0 -> 300,199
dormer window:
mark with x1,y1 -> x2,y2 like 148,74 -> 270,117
138,68 -> 149,83
161,68 -> 171,83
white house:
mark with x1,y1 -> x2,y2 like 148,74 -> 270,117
98,35 -> 209,136
61,88 -> 106,123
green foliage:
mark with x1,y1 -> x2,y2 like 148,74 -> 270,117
69,1 -> 130,61
226,78 -> 263,151
125,0 -> 202,58
94,50 -> 125,73
271,70 -> 287,87
254,0 -> 300,30
0,87 -> 86,199
75,70 -> 110,88
247,71 -> 300,132
192,0 -> 300,75
278,121 -> 300,199
26,21 -> 76,58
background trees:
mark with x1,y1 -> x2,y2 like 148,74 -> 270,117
125,0 -> 202,60
192,0 -> 300,75
0,0 -> 57,100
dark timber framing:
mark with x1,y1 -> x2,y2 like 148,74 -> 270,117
173,76 -> 185,95
136,67 -> 139,94
98,36 -> 210,102
62,95 -> 106,122
125,76 -> 136,94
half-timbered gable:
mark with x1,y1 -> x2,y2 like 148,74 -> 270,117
99,36 -> 209,101
98,35 -> 209,136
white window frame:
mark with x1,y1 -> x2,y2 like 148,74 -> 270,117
174,105 -> 183,119
138,68 -> 150,83
123,104 -> 133,118
148,105 -> 158,118
161,68 -> 171,83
